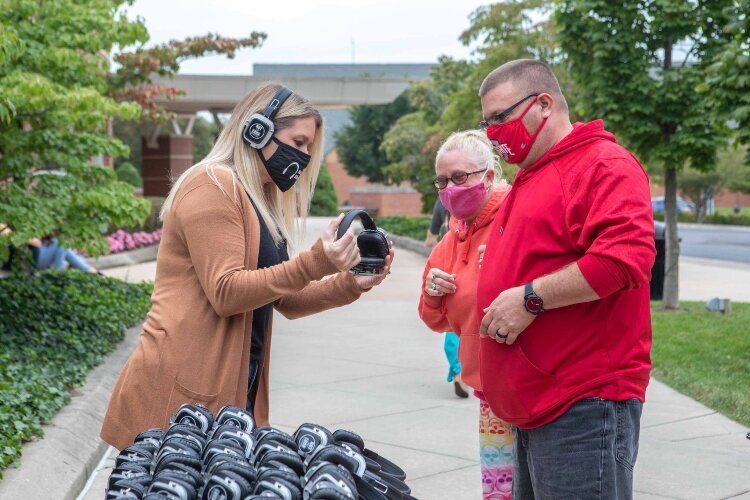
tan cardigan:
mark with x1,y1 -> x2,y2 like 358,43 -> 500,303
101,168 -> 363,450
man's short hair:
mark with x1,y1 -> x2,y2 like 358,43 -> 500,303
479,59 -> 567,110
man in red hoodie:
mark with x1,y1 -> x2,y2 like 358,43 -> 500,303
476,59 -> 656,499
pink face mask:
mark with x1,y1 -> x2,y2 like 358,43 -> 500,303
438,170 -> 489,220
485,96 -> 547,165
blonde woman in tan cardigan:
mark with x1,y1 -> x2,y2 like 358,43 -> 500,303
101,84 -> 394,450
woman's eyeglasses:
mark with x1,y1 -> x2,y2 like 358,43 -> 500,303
433,169 -> 488,190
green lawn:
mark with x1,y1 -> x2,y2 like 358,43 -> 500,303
713,207 -> 750,216
651,301 -> 750,427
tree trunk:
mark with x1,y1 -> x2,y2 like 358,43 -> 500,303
662,166 -> 680,309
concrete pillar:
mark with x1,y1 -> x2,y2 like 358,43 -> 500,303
141,134 -> 194,197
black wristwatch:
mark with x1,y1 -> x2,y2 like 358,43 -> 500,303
523,282 -> 544,315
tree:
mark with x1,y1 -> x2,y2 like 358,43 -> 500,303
334,91 -> 414,183
0,1 -> 266,266
678,145 -> 750,220
555,0 -> 735,310
0,0 -> 150,263
110,33 -> 266,122
722,145 -> 750,194
310,165 -> 339,216
381,111 -> 438,212
192,116 -> 219,163
444,0 -> 574,134
678,168 -> 721,222
115,162 -> 142,189
382,1 -> 567,210
700,0 -> 750,164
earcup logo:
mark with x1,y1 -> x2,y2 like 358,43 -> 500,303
178,415 -> 197,427
207,484 -> 228,500
298,434 -> 316,453
249,122 -> 266,140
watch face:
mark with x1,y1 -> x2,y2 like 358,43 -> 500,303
526,297 -> 543,313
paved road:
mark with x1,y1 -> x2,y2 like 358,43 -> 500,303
679,225 -> 750,264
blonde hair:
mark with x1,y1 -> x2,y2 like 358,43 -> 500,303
435,130 -> 503,180
160,84 -> 324,249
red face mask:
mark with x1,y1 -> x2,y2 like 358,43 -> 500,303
485,96 -> 547,165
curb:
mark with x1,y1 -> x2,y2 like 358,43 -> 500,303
86,244 -> 159,270
389,234 -> 431,258
0,326 -> 141,500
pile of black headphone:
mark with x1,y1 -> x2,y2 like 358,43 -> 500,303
105,403 -> 416,500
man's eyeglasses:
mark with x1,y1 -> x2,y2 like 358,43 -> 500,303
480,93 -> 539,129
433,169 -> 487,190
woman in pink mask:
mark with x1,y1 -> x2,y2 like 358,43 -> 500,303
418,130 -> 513,499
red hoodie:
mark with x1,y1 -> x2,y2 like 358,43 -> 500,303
477,120 -> 656,429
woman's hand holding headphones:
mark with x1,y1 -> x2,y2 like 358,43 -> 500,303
321,213 -> 361,272
425,268 -> 456,297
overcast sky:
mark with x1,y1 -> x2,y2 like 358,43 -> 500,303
124,0 -> 491,74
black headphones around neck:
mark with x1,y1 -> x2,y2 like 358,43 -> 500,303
242,86 -> 293,149
336,210 -> 390,275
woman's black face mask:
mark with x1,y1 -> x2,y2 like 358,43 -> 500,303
257,136 -> 311,192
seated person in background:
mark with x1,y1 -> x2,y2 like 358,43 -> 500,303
28,236 -> 99,273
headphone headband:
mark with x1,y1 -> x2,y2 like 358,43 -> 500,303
336,209 -> 377,240
261,86 -> 293,120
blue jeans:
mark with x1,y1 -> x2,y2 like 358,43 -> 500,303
512,397 -> 642,500
33,238 -> 91,272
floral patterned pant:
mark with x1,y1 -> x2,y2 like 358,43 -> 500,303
480,399 -> 514,500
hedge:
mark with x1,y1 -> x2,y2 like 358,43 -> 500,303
653,211 -> 750,226
377,216 -> 432,242
0,271 -> 152,475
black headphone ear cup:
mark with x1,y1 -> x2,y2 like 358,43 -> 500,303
304,463 -> 357,500
115,444 -> 154,468
149,471 -> 198,497
332,429 -> 365,451
107,478 -> 148,498
203,469 -> 251,500
308,486 -> 356,500
356,230 -> 388,270
215,405 -> 256,433
210,459 -> 258,487
254,475 -> 302,499
170,403 -> 214,434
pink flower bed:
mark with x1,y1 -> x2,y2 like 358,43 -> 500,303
107,229 -> 163,254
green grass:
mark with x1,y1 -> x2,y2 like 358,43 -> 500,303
651,301 -> 750,426
714,207 -> 750,216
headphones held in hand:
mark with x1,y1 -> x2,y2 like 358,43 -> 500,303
242,86 -> 293,149
335,210 -> 390,276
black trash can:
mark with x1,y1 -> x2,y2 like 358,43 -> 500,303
650,221 -> 666,300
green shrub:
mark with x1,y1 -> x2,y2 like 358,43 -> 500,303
652,211 -> 696,223
377,216 -> 432,242
116,162 -> 143,189
0,272 -> 152,474
703,212 -> 750,226
653,211 -> 750,226
310,165 -> 339,216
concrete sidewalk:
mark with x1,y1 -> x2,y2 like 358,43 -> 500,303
2,217 -> 749,499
